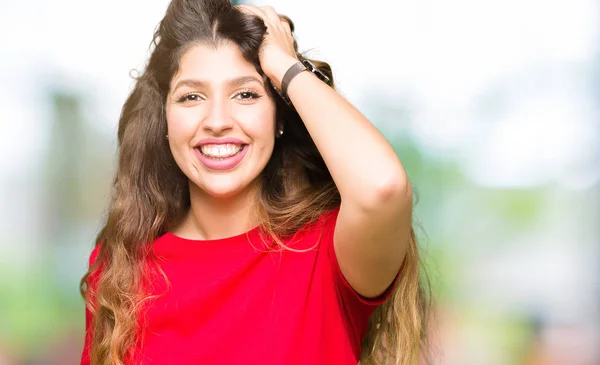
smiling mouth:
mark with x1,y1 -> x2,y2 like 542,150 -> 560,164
197,143 -> 247,159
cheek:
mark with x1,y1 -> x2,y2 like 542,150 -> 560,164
166,107 -> 199,139
236,106 -> 276,142
165,107 -> 200,172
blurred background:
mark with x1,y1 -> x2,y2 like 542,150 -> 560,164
0,0 -> 598,364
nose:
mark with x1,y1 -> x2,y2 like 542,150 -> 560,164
203,97 -> 234,134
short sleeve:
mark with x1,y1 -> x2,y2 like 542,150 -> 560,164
80,307 -> 92,365
81,245 -> 101,365
319,208 -> 402,338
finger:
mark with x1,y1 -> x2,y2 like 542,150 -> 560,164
236,4 -> 266,20
279,15 -> 295,33
235,4 -> 257,15
259,5 -> 281,25
281,19 -> 292,36
238,4 -> 279,35
260,6 -> 292,38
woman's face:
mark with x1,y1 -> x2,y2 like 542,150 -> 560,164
166,42 -> 277,199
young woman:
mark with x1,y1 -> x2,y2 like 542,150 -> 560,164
80,1 -> 429,364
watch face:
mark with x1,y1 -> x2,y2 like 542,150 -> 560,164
302,59 -> 332,86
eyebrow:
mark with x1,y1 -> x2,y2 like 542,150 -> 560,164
171,75 -> 264,95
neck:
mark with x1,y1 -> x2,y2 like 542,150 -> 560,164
174,180 -> 262,241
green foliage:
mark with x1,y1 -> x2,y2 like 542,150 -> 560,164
0,257 -> 83,359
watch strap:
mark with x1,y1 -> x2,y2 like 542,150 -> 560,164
281,61 -> 307,100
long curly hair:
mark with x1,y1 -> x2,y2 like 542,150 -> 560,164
80,0 -> 430,364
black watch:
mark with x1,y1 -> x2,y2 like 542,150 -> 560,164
276,58 -> 331,107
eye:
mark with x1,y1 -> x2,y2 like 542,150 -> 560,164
177,93 -> 203,103
234,90 -> 262,102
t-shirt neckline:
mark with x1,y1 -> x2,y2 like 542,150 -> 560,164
163,224 -> 264,246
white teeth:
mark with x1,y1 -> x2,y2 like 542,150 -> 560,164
200,143 -> 243,158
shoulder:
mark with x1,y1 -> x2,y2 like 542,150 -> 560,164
280,207 -> 340,250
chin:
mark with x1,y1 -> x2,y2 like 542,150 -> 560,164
192,175 -> 258,200
204,186 -> 244,199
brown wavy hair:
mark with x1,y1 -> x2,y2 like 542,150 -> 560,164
80,0 -> 430,364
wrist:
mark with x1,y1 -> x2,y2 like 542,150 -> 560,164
266,55 -> 300,90
269,58 -> 332,108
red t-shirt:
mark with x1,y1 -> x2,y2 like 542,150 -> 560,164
81,208 -> 396,365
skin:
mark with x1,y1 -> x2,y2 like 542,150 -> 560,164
171,5 -> 412,299
166,41 -> 278,241
240,5 -> 413,298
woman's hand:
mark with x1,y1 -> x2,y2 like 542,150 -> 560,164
236,5 -> 299,90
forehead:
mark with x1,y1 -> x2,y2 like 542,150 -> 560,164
172,42 -> 259,85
